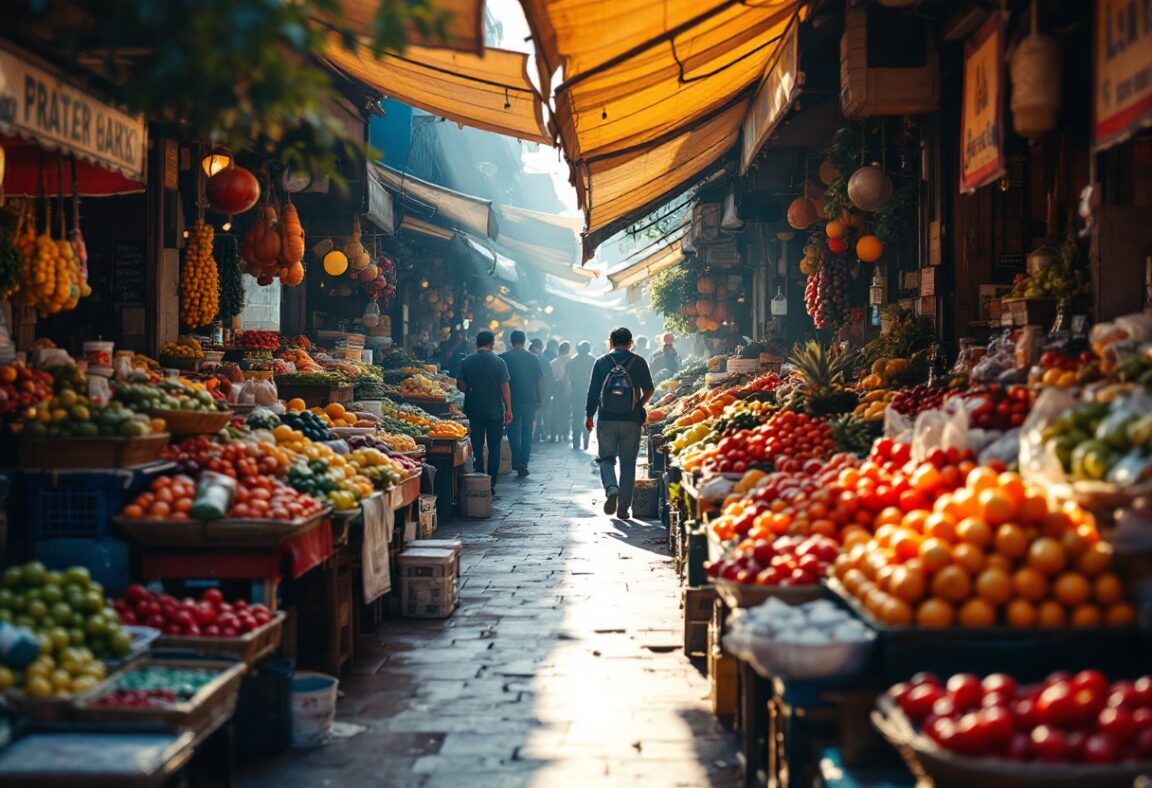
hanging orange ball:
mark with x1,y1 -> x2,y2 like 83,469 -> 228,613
786,197 -> 818,229
826,220 -> 847,239
856,234 -> 884,263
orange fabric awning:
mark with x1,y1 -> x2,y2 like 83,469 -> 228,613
322,41 -> 551,144
521,0 -> 805,252
336,0 -> 484,54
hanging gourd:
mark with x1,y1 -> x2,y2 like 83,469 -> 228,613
856,234 -> 884,263
696,299 -> 714,317
205,165 -> 260,217
278,201 -> 305,268
847,163 -> 892,212
345,217 -> 369,271
1009,1 -> 1061,139
697,277 -> 716,295
786,197 -> 818,229
280,261 -> 305,286
242,205 -> 281,278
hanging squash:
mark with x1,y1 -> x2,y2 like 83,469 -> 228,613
345,217 -> 369,270
278,202 -> 305,267
696,299 -> 714,317
280,261 -> 305,286
697,277 -> 715,295
243,206 -> 281,271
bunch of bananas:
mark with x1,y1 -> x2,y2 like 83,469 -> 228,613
180,218 -> 219,328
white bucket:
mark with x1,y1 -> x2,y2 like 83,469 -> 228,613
290,671 -> 339,748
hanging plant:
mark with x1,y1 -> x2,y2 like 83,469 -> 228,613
649,265 -> 695,333
821,123 -> 863,220
872,186 -> 915,249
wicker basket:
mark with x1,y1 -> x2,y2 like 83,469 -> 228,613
147,410 -> 233,436
155,612 -> 286,666
73,658 -> 246,733
872,697 -> 1152,788
712,578 -> 825,609
18,434 -> 170,469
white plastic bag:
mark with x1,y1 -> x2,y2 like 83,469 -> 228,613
1018,386 -> 1081,487
910,399 -> 969,463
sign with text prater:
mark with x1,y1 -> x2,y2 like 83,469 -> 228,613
0,45 -> 146,181
960,15 -> 1005,194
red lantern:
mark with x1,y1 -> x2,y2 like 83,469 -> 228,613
827,237 -> 848,254
206,166 -> 260,216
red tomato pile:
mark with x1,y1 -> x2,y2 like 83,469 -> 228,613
115,586 -> 274,638
964,385 -> 1033,431
229,475 -> 326,521
162,436 -> 288,479
235,331 -> 280,351
707,534 -> 839,587
702,411 -> 835,475
890,671 -> 1152,763
0,363 -> 54,418
121,475 -> 197,520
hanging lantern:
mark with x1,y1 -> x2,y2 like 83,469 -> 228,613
322,250 -> 348,276
1009,9 -> 1062,139
205,165 -> 260,216
846,163 -> 893,212
856,235 -> 885,263
786,197 -> 818,229
201,146 -> 233,177
869,266 -> 886,306
0,144 -> 6,185
770,287 -> 788,316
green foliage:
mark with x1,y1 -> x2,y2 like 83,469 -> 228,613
216,234 -> 245,321
872,186 -> 915,249
648,265 -> 694,333
32,0 -> 446,178
822,123 -> 863,220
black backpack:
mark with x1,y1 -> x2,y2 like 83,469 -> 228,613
600,354 -> 637,416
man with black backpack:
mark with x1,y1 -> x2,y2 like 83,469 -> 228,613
584,327 -> 655,519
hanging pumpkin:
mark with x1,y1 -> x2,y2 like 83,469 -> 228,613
206,166 -> 260,216
786,197 -> 818,229
682,301 -> 698,317
714,302 -> 730,322
696,299 -> 714,317
856,235 -> 884,263
278,202 -> 305,267
697,277 -> 716,295
280,260 -> 305,286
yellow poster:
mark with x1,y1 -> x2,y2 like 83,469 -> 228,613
960,15 -> 1005,194
1094,0 -> 1152,150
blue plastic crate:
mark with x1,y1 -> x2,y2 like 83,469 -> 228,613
24,463 -> 172,540
33,537 -> 132,593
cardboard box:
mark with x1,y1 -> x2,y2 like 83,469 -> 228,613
400,575 -> 457,618
418,494 -> 438,538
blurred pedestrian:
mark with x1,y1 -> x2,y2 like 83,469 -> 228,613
634,335 -> 650,357
549,341 -> 572,443
585,327 -> 654,519
566,341 -> 595,450
501,330 -> 543,478
456,331 -> 512,495
650,332 -> 680,379
529,338 -> 553,444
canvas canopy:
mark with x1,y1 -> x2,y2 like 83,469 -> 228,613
607,238 -> 686,290
337,0 -> 484,54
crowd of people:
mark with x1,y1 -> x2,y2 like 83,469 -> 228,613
452,327 -> 679,519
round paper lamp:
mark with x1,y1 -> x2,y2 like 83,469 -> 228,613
323,250 -> 349,276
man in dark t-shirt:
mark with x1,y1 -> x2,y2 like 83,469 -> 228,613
457,331 -> 512,493
584,326 -> 655,519
501,330 -> 543,477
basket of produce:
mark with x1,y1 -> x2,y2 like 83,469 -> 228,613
707,534 -> 839,608
724,598 -> 875,680
115,587 -> 285,666
147,410 -> 234,436
18,433 -> 170,469
872,672 -> 1152,788
73,658 -> 246,733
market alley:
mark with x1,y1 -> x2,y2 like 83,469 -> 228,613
238,442 -> 741,788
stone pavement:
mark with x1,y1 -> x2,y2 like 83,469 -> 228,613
237,440 -> 741,787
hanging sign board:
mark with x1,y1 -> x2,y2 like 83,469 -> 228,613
960,15 -> 1005,193
1093,0 -> 1152,151
741,18 -> 801,174
0,45 -> 146,181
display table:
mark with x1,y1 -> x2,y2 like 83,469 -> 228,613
416,438 -> 472,520
138,515 -> 334,610
0,732 -> 197,787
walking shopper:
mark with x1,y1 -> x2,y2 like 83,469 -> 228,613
529,338 -> 554,444
585,327 -> 655,519
456,331 -> 512,494
502,330 -> 543,477
549,341 -> 572,443
566,341 -> 595,450
650,333 -> 681,380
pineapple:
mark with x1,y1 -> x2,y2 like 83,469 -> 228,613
784,341 -> 859,415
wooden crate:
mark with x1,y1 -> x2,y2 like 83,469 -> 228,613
295,550 -> 354,676
709,647 -> 739,719
682,586 -> 714,659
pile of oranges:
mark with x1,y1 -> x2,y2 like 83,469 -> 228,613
832,467 -> 1135,629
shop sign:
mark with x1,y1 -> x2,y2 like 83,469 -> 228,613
741,19 -> 801,174
1093,0 -> 1152,151
960,15 -> 1005,194
0,46 -> 146,181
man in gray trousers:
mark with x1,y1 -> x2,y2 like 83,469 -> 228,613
584,327 -> 655,520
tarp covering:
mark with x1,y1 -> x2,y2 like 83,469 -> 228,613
520,0 -> 804,253
324,41 -> 550,143
336,0 -> 484,54
607,239 -> 685,290
465,236 -> 519,282
491,204 -> 594,282
371,163 -> 496,239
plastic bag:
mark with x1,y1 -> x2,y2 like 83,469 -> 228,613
883,406 -> 913,443
971,331 -> 1016,384
910,399 -> 969,464
978,428 -> 1021,467
238,375 -> 278,406
1018,386 -> 1080,487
